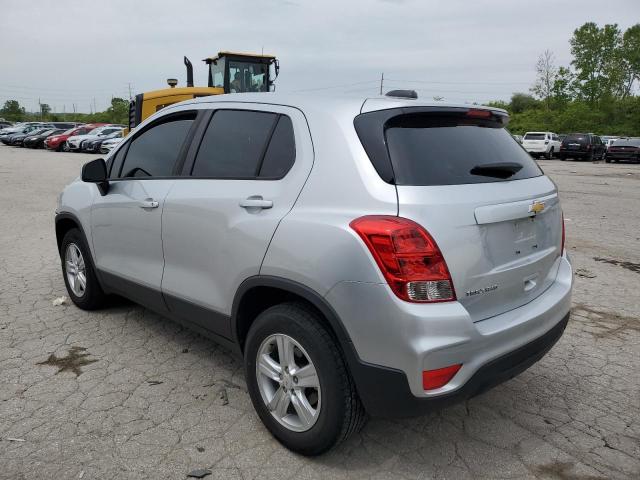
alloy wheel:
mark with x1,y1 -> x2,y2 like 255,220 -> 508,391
256,333 -> 321,432
65,243 -> 87,297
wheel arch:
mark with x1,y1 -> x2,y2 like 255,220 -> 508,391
231,276 -> 354,357
55,212 -> 84,254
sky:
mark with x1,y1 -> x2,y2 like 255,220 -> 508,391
1,0 -> 638,113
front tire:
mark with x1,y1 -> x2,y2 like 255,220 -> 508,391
244,302 -> 366,455
60,228 -> 106,310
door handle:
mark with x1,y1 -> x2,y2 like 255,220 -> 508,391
239,196 -> 273,210
139,199 -> 159,209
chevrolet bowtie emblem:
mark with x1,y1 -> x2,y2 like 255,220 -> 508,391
529,201 -> 545,215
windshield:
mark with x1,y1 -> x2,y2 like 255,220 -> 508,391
564,134 -> 588,143
524,133 -> 546,140
87,128 -> 103,135
228,60 -> 269,93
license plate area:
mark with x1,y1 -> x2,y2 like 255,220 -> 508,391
514,217 -> 538,255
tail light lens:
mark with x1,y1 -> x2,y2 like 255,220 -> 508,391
350,216 -> 456,302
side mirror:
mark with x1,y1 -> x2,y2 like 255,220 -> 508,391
81,158 -> 109,195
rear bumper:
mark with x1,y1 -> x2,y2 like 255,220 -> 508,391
349,311 -> 568,417
524,145 -> 548,153
606,153 -> 639,161
326,253 -> 573,417
560,150 -> 588,157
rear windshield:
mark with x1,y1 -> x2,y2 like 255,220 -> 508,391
374,112 -> 542,186
564,134 -> 588,143
524,133 -> 546,140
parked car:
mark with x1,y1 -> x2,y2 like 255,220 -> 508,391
0,121 -> 13,129
99,136 -> 124,154
603,137 -> 621,151
82,130 -> 124,153
50,122 -> 82,130
55,94 -> 572,455
67,126 -> 124,152
522,132 -> 562,159
1,125 -> 53,145
23,128 -> 67,149
558,133 -> 606,161
0,123 -> 52,142
605,138 -> 640,163
45,124 -> 105,151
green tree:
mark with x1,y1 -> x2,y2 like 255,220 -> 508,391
621,24 -> 640,97
551,67 -> 575,106
570,22 -> 625,102
510,92 -> 539,113
1,100 -> 26,121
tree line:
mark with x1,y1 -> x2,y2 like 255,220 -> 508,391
489,22 -> 640,136
0,97 -> 129,125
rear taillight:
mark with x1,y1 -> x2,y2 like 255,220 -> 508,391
561,213 -> 565,255
350,216 -> 456,302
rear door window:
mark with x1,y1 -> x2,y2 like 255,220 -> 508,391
191,110 -> 283,178
378,112 -> 542,186
258,115 -> 296,178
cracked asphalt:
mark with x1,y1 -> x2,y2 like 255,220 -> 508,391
0,146 -> 638,479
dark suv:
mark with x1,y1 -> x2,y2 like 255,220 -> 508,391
558,133 -> 605,161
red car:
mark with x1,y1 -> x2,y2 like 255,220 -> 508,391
45,123 -> 108,151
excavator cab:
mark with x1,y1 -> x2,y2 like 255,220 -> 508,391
205,52 -> 279,93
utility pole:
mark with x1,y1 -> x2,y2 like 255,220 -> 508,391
63,105 -> 66,121
38,97 -> 42,120
379,73 -> 384,95
128,83 -> 132,99
93,97 -> 97,114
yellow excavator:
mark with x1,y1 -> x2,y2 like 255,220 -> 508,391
127,51 -> 279,132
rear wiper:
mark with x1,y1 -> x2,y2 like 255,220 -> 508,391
470,162 -> 523,179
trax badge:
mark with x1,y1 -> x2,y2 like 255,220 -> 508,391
529,201 -> 545,215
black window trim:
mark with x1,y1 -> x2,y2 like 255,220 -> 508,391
108,109 -> 202,181
182,107 -> 296,181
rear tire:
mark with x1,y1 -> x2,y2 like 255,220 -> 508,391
62,142 -> 70,152
545,148 -> 554,160
244,302 -> 366,455
60,228 -> 106,310
558,154 -> 566,161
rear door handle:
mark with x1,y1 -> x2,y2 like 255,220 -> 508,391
139,199 -> 159,209
239,196 -> 273,209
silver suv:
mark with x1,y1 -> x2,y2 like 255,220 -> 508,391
55,93 -> 573,455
